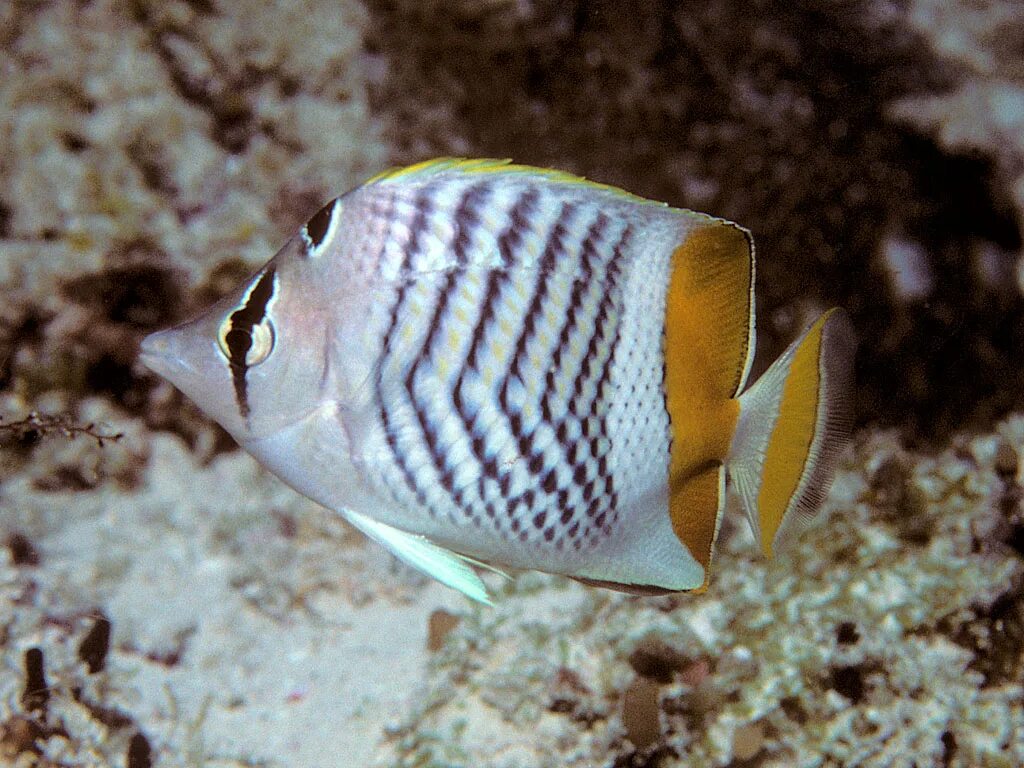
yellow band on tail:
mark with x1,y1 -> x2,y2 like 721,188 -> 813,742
732,308 -> 856,558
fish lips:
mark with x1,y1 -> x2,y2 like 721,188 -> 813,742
138,327 -> 202,383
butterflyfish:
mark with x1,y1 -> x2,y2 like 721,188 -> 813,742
140,159 -> 855,604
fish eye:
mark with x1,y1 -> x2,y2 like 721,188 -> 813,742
218,317 -> 275,367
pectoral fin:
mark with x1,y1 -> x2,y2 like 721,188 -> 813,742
342,510 -> 493,604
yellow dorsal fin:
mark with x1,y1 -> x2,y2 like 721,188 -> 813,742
364,157 -> 667,207
664,221 -> 754,478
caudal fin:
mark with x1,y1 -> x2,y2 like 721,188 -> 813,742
728,308 -> 856,557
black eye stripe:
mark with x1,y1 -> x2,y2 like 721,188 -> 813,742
304,200 -> 336,250
226,267 -> 276,419
229,267 -> 276,333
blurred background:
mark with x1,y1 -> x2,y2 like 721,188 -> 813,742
2,0 -> 1022,453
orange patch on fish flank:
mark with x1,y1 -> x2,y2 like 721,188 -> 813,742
663,222 -> 750,478
663,222 -> 752,576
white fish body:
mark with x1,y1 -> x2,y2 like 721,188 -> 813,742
141,159 -> 854,602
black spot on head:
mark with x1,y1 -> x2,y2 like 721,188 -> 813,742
304,200 -> 336,251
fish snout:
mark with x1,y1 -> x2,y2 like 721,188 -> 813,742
138,327 -> 200,382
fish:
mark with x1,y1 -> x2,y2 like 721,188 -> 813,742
139,158 -> 855,604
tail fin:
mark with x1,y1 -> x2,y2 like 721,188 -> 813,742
728,308 -> 856,557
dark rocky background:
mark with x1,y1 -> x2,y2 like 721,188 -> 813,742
365,0 -> 1024,445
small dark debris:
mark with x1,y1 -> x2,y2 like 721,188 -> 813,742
123,626 -> 194,668
0,199 -> 10,237
78,614 -> 112,673
61,132 -> 89,153
827,664 -> 866,704
426,609 -> 460,652
183,0 -> 217,14
127,732 -> 153,768
836,621 -> 860,646
127,136 -> 179,197
627,636 -> 688,683
21,647 -> 48,715
548,667 -> 599,725
273,510 -> 297,538
279,75 -> 301,98
549,697 -> 575,714
6,533 -> 40,567
85,354 -> 139,406
940,730 -> 956,767
779,695 -> 808,725
621,676 -> 662,750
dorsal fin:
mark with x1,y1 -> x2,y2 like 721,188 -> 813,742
364,157 -> 667,208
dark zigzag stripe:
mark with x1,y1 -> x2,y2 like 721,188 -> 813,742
496,201 -> 577,527
405,182 -> 492,519
538,211 -> 611,543
538,214 -> 605,420
582,224 -> 631,531
540,210 -> 609,420
547,223 -> 631,539
447,187 -> 544,528
364,189 -> 413,506
377,186 -> 436,512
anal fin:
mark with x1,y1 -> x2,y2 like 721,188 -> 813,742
342,510 -> 493,604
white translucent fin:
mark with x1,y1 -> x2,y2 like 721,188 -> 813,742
342,511 -> 492,604
729,309 -> 856,557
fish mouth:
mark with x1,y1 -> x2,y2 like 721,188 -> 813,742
138,328 -> 199,381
